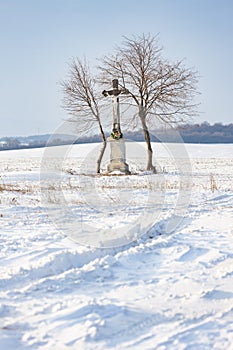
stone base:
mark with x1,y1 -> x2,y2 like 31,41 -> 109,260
107,137 -> 130,174
107,161 -> 130,174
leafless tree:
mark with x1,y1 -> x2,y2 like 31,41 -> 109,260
61,57 -> 106,173
98,34 -> 199,172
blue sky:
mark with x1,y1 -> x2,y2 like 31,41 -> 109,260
0,0 -> 232,137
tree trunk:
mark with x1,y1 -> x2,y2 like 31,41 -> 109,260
96,140 -> 106,173
139,107 -> 157,173
96,122 -> 106,174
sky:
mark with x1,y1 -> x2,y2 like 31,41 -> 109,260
0,0 -> 232,137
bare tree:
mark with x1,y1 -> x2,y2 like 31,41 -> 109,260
98,34 -> 199,172
61,57 -> 106,173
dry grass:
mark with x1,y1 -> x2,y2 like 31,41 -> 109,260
0,182 -> 33,194
210,174 -> 218,193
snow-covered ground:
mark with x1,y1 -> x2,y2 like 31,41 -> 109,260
0,142 -> 233,349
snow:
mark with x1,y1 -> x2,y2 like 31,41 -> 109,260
0,142 -> 233,349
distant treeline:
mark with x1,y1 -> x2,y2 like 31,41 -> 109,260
124,122 -> 233,143
178,122 -> 233,143
0,122 -> 233,150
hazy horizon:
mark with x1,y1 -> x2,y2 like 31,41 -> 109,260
0,120 -> 232,140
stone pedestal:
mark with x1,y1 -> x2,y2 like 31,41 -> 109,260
107,137 -> 130,174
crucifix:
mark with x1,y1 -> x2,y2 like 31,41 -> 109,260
102,79 -> 130,174
102,79 -> 129,137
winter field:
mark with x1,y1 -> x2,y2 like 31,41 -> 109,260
0,142 -> 233,350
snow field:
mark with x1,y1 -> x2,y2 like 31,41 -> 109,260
0,142 -> 233,349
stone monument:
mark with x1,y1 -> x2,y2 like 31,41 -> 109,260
102,79 -> 130,174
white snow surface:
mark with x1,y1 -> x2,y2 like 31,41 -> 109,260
0,142 -> 233,349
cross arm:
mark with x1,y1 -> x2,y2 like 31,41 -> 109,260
102,88 -> 129,97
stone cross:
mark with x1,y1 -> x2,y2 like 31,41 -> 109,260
102,79 -> 130,174
102,79 -> 129,133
